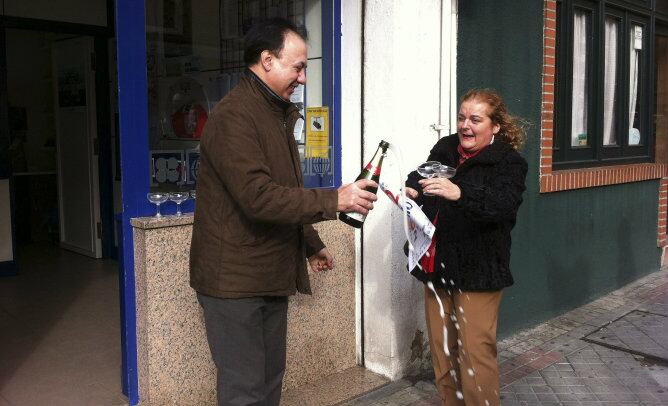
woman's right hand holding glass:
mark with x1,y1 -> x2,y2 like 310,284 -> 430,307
419,177 -> 461,201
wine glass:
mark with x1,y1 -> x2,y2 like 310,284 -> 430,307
147,192 -> 169,217
169,192 -> 190,216
433,164 -> 456,179
190,190 -> 197,200
416,161 -> 441,196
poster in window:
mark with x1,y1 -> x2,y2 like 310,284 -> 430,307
305,107 -> 329,158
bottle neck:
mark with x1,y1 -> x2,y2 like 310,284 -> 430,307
364,147 -> 387,176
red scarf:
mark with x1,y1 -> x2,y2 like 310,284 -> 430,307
457,144 -> 487,166
419,214 -> 438,274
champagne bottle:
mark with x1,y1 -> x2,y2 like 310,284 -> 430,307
339,140 -> 390,228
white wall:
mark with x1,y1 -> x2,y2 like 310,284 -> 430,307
2,0 -> 107,26
0,180 -> 13,262
340,0 -> 456,379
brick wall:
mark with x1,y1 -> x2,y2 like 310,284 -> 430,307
540,0 -> 668,248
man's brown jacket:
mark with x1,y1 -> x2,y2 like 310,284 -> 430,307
190,72 -> 337,298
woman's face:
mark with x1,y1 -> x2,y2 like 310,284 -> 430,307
456,100 -> 500,152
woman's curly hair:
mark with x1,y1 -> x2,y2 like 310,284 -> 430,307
460,88 -> 528,151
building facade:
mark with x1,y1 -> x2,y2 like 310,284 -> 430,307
0,0 -> 666,404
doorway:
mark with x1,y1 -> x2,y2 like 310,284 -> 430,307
5,29 -> 116,259
0,25 -> 124,405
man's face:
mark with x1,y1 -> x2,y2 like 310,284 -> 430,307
264,31 -> 307,100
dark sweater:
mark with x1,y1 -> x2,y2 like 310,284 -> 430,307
406,134 -> 528,291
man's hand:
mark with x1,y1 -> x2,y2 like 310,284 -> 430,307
308,248 -> 334,272
337,179 -> 378,214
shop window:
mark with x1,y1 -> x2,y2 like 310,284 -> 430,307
554,0 -> 658,169
145,0 -> 337,191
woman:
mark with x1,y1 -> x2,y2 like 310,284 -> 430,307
405,89 -> 528,406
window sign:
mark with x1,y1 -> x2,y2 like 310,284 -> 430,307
185,149 -> 200,185
303,106 -> 331,187
634,26 -> 643,50
150,150 -> 184,187
305,106 -> 329,158
304,147 -> 333,188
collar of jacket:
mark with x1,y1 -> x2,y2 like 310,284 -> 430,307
441,133 -> 514,168
245,69 -> 298,115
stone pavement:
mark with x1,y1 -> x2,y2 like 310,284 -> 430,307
341,268 -> 668,406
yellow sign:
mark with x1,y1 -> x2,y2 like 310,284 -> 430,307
305,107 -> 329,158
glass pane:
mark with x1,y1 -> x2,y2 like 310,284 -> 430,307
571,9 -> 590,147
657,0 -> 668,15
145,0 -> 328,191
629,24 -> 643,146
603,17 -> 619,146
656,34 -> 668,164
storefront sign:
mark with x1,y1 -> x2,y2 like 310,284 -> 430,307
305,106 -> 329,158
150,150 -> 184,186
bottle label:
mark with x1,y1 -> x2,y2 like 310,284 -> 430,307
364,164 -> 381,177
346,211 -> 366,222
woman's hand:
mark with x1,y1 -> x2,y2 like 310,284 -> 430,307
419,178 -> 461,201
404,187 -> 419,200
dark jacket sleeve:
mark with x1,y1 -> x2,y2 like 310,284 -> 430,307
201,108 -> 338,225
452,152 -> 528,223
303,224 -> 326,257
406,170 -> 424,205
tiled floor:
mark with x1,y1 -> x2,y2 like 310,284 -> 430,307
0,244 -> 127,406
343,268 -> 668,406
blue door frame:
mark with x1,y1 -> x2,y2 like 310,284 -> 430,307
115,1 -> 341,403
116,0 -> 149,403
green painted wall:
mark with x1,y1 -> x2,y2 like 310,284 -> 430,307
457,1 -> 663,336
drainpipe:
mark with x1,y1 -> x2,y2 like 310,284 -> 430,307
359,0 -> 367,367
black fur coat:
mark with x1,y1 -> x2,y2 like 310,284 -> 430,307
406,134 -> 528,291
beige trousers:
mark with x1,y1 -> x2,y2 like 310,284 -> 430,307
424,285 -> 503,406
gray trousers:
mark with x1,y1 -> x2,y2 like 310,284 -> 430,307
197,293 -> 289,406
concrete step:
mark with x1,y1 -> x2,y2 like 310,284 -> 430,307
281,366 -> 390,406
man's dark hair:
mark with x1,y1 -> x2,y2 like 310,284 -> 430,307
243,17 -> 307,66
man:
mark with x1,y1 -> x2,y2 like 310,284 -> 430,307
190,18 -> 377,406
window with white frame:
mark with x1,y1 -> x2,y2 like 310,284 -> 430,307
553,0 -> 665,169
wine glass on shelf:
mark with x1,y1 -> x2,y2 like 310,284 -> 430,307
416,161 -> 441,196
169,192 -> 190,216
147,192 -> 169,217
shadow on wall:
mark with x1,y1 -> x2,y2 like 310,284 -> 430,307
545,252 -> 592,315
616,217 -> 639,287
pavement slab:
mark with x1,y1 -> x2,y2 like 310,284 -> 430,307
582,310 -> 668,362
